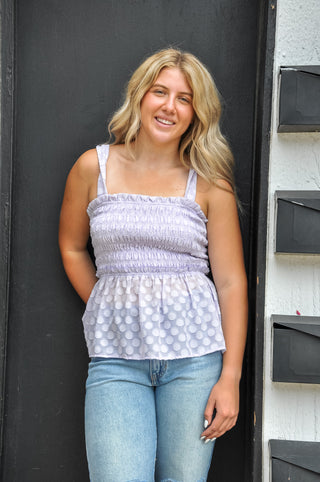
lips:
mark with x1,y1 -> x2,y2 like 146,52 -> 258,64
155,117 -> 175,126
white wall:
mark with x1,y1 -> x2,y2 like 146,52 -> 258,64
263,0 -> 320,480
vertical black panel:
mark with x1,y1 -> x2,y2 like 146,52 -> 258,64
1,1 -> 260,480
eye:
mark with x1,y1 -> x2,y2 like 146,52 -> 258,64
179,96 -> 191,104
153,88 -> 165,96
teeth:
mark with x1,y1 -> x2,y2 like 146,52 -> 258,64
156,117 -> 174,125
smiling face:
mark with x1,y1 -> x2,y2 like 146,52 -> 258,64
138,67 -> 194,149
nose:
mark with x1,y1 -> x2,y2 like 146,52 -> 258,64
163,95 -> 176,113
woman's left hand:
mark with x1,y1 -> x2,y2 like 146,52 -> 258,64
200,375 -> 240,442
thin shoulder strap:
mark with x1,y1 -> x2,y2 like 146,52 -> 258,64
184,169 -> 197,201
96,144 -> 110,195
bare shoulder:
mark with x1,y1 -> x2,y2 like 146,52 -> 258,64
197,176 -> 236,218
70,148 -> 99,183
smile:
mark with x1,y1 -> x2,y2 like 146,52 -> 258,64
155,117 -> 175,126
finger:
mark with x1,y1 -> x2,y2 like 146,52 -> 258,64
202,414 -> 238,439
200,410 -> 221,438
203,400 -> 216,428
203,436 -> 216,444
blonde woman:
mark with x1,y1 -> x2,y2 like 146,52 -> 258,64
59,48 -> 247,481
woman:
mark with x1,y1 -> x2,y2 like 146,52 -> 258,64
59,48 -> 247,482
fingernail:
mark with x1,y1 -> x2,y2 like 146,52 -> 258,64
204,438 -> 211,444
204,419 -> 209,429
200,436 -> 206,441
211,437 -> 216,442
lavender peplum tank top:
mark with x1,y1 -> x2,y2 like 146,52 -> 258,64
82,144 -> 226,359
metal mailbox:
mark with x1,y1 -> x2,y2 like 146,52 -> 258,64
278,66 -> 320,132
270,440 -> 320,481
275,191 -> 320,254
272,314 -> 320,384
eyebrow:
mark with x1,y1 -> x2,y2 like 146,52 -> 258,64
152,83 -> 193,97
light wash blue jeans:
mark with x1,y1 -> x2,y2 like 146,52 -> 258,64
85,351 -> 222,482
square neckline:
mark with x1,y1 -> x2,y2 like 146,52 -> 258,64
87,144 -> 207,222
98,144 -> 196,200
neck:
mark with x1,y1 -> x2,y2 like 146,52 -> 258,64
133,133 -> 181,170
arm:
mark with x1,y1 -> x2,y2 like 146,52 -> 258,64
201,181 -> 248,440
59,149 -> 99,303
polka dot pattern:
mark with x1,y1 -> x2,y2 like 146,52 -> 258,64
82,272 -> 226,360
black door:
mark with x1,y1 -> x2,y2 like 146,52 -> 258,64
1,1 -> 260,480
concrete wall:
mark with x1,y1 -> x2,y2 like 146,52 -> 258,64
263,0 -> 320,480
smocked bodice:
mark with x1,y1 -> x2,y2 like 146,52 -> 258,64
88,192 -> 209,278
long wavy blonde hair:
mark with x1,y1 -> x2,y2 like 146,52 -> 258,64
108,48 -> 235,191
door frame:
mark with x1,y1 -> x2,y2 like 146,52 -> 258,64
0,1 -> 276,480
0,0 -> 15,460
248,1 -> 277,479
